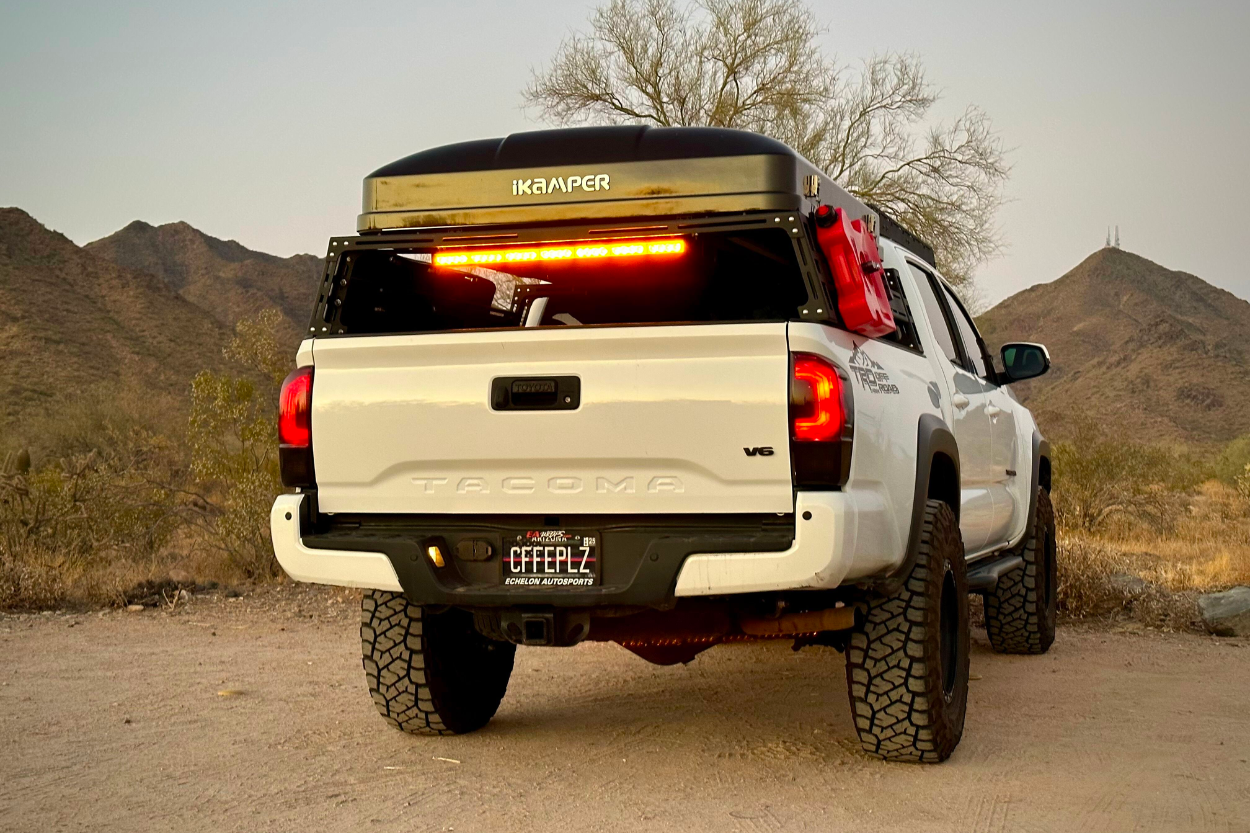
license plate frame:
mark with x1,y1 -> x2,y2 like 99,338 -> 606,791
502,530 -> 600,587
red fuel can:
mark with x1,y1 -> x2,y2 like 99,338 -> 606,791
815,206 -> 896,338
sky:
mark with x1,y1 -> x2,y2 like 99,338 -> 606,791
1,0 -> 1247,308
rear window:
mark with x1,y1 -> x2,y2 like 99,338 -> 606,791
334,229 -> 807,335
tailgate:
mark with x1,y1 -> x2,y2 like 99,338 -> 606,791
311,323 -> 794,514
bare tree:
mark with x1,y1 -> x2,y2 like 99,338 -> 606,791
524,0 -> 1009,288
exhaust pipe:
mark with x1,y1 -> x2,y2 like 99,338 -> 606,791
738,606 -> 856,637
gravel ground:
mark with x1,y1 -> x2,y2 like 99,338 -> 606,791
1,586 -> 1248,833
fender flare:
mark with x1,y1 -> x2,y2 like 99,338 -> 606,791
1020,430 -> 1051,548
862,413 -> 960,594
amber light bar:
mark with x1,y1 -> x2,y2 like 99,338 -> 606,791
433,237 -> 686,267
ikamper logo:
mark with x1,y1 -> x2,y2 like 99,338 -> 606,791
512,174 -> 610,196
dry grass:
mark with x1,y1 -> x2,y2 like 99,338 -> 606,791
1056,481 -> 1250,631
0,526 -> 258,611
0,548 -> 168,610
1089,481 -> 1250,589
1105,477 -> 1250,587
1057,536 -> 1200,631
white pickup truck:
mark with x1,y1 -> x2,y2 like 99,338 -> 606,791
271,126 -> 1054,763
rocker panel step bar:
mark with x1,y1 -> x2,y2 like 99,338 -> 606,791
966,554 -> 1024,593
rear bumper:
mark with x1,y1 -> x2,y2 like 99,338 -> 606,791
674,491 -> 857,596
271,491 -> 858,604
271,495 -> 402,591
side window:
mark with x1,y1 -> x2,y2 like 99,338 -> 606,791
908,263 -> 961,366
942,286 -> 988,378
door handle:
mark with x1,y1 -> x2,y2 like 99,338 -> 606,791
491,376 -> 581,410
952,393 -> 970,410
985,404 -> 1002,417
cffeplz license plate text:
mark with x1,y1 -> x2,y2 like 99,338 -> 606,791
503,530 -> 598,586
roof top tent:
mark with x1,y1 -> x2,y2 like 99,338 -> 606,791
355,125 -> 935,267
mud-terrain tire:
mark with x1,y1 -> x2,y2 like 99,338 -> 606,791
984,488 -> 1057,655
361,590 -> 515,735
845,500 -> 970,763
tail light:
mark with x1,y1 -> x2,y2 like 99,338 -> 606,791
790,353 -> 852,489
278,367 -> 315,488
792,354 -> 845,441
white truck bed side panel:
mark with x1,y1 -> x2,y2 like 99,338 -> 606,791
787,320 -> 942,580
296,339 -> 314,368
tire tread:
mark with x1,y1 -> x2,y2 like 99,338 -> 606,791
984,489 -> 1056,655
361,590 -> 514,736
845,500 -> 969,763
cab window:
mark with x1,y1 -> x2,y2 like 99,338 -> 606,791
942,286 -> 988,378
908,263 -> 961,366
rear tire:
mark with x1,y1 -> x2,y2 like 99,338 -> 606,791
984,488 -> 1057,655
361,590 -> 515,735
845,500 -> 970,763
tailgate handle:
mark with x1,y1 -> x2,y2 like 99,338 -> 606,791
491,376 -> 581,411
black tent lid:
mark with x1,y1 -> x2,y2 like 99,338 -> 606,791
369,126 -> 798,178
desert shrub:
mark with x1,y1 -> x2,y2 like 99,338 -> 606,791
186,309 -> 290,579
223,307 -> 294,383
0,309 -> 295,608
1214,435 -> 1250,485
0,426 -> 185,609
1237,464 -> 1250,502
1051,414 -> 1204,534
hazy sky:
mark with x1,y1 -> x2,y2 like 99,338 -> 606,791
2,0 -> 1247,308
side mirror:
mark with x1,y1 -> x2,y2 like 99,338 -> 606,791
1000,342 -> 1050,382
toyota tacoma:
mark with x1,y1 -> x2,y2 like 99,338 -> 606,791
270,125 -> 1054,763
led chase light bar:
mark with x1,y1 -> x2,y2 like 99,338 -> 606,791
433,238 -> 686,267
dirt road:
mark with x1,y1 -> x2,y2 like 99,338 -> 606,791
2,588 -> 1247,833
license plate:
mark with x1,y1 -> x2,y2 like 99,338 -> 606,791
503,530 -> 599,587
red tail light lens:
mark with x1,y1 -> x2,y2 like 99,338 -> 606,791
791,354 -> 845,442
279,367 -> 313,448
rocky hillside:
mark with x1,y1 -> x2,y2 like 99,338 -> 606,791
978,247 -> 1250,445
0,208 -> 228,428
85,220 -> 322,335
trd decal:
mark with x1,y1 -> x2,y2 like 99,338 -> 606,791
848,344 -> 900,395
743,446 -> 775,456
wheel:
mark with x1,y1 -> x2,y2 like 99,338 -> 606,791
984,488 -> 1057,654
361,590 -> 515,735
845,499 -> 970,763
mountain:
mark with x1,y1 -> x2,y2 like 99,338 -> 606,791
0,208 -> 228,428
84,220 -> 323,334
977,247 -> 1250,445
